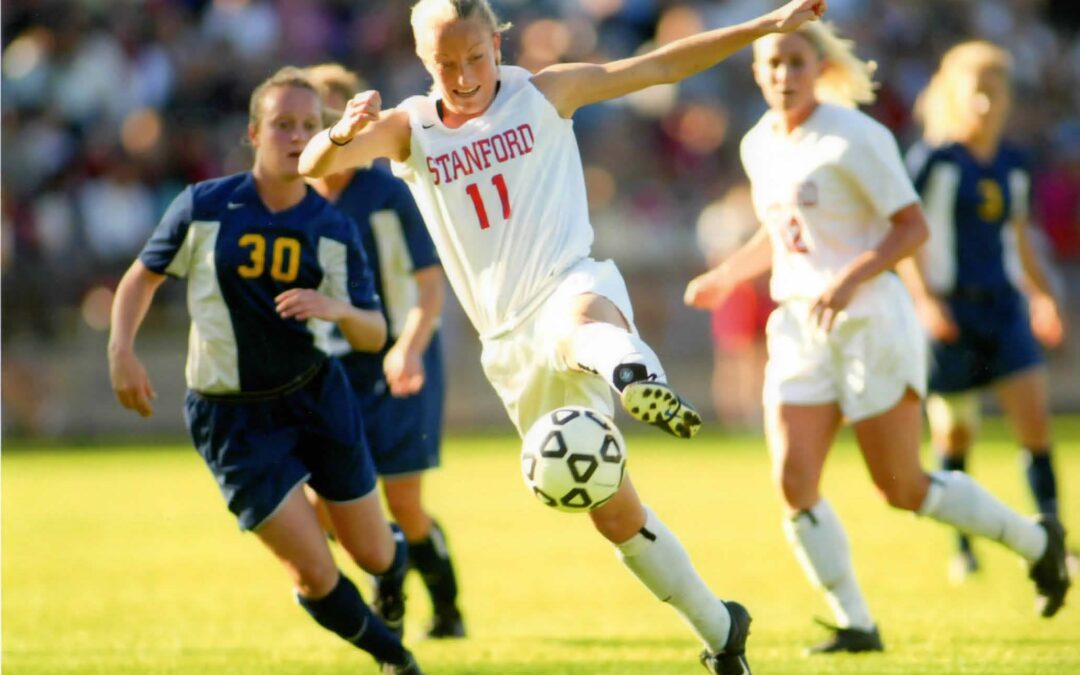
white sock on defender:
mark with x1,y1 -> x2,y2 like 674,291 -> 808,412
784,500 -> 875,631
918,470 -> 1048,562
563,322 -> 666,389
615,508 -> 731,652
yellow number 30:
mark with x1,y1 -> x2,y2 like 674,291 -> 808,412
237,234 -> 301,282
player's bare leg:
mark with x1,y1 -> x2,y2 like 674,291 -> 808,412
857,389 -> 1070,618
557,293 -> 701,438
383,475 -> 466,638
255,486 -> 417,671
767,401 -> 882,654
591,477 -> 750,672
995,368 -> 1079,578
326,491 -> 409,637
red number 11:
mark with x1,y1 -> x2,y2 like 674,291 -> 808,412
465,174 -> 511,230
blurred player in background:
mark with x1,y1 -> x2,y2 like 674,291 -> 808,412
303,62 -> 466,640
903,41 -> 1077,583
301,0 -> 830,671
107,67 -> 421,674
684,22 -> 1071,655
694,184 -> 773,431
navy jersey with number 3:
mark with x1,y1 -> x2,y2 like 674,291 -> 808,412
139,172 -> 379,395
906,141 -> 1042,392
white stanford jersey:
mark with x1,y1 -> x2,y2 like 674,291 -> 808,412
740,104 -> 918,314
392,65 -> 593,338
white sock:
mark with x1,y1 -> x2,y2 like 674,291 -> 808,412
784,500 -> 875,631
615,508 -> 731,652
563,322 -> 666,391
918,470 -> 1048,562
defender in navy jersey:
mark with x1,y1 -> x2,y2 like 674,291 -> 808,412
903,41 -> 1072,590
107,67 -> 422,675
304,63 -> 465,640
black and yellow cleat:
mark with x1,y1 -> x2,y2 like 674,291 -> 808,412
620,380 -> 702,439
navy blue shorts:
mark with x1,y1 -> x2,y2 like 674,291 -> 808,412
342,333 -> 444,477
929,292 -> 1043,394
184,359 -> 377,531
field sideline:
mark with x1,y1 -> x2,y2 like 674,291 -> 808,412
4,418 -> 1079,674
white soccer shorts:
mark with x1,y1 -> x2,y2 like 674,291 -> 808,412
763,274 -> 927,422
480,257 -> 637,437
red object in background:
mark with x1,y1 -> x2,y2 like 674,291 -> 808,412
711,279 -> 775,352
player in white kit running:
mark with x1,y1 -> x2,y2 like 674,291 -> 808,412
301,1 -> 828,671
683,22 -> 1070,655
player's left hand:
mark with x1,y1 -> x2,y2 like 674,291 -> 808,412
275,288 -> 342,322
770,0 -> 827,33
384,343 -> 425,397
1029,292 -> 1065,348
810,273 -> 856,332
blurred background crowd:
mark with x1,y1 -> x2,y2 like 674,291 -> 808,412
3,0 -> 1079,437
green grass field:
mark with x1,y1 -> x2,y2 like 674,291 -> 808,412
4,420 -> 1079,674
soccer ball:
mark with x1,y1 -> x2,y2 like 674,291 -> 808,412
520,406 -> 627,513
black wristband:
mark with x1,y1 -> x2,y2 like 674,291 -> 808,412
328,124 -> 352,147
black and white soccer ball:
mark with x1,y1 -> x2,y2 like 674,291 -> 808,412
520,406 -> 627,513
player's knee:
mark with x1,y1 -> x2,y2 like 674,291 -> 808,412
877,478 -> 926,512
774,462 -> 818,510
293,560 -> 340,598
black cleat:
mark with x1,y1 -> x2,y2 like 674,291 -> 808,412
380,650 -> 423,675
1030,514 -> 1071,618
621,380 -> 702,439
372,576 -> 406,639
426,606 -> 466,639
805,619 -> 884,654
700,601 -> 752,674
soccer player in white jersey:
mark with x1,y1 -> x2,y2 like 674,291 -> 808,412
301,0 -> 827,671
684,22 -> 1071,654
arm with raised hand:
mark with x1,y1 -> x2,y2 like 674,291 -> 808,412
299,90 -> 412,178
533,0 -> 826,117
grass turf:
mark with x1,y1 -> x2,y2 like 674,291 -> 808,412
4,418 -> 1079,674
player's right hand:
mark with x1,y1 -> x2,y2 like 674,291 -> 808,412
329,90 -> 382,144
684,268 -> 733,310
770,0 -> 827,33
109,350 -> 156,417
916,296 -> 959,343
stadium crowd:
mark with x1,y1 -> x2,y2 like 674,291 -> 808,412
2,0 -> 1079,435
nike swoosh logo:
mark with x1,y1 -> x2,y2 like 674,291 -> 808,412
227,202 -> 244,209
422,123 -> 435,129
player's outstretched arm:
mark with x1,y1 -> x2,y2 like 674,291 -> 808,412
534,0 -> 826,117
108,260 -> 167,417
685,227 -> 773,310
298,91 -> 411,178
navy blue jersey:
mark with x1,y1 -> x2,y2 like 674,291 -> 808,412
321,165 -> 439,383
140,172 -> 379,395
906,140 -> 1031,296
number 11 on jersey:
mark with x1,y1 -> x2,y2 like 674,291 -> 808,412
465,174 -> 511,230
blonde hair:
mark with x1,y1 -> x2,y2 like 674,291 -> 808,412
248,66 -> 318,129
916,41 -> 1013,145
779,22 -> 878,108
410,0 -> 512,61
304,63 -> 367,125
